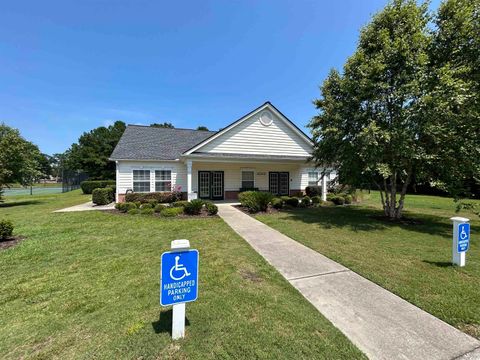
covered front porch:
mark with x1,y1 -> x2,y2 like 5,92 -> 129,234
183,155 -> 328,201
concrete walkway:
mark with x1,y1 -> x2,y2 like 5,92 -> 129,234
54,201 -> 115,213
217,204 -> 480,360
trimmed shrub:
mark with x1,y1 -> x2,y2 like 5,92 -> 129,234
127,208 -> 140,215
280,196 -> 291,203
92,187 -> 114,205
331,195 -> 345,205
154,204 -> 167,213
140,208 -> 155,215
125,192 -> 179,204
205,202 -> 218,215
172,200 -> 189,208
344,194 -> 353,204
326,193 -> 335,202
147,199 -> 158,207
81,180 -> 115,194
161,207 -> 184,217
116,202 -> 137,212
271,197 -> 283,209
300,196 -> 311,207
311,196 -> 322,205
139,203 -> 154,209
184,199 -> 204,215
238,191 -> 274,213
0,219 -> 14,240
305,186 -> 322,197
285,197 -> 299,207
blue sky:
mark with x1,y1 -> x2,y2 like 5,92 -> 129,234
1,0 -> 441,155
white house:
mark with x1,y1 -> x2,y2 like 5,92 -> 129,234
110,102 -> 335,202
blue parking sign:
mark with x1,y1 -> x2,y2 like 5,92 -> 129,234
457,223 -> 470,253
160,249 -> 199,306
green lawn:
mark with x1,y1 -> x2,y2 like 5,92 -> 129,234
255,192 -> 480,339
0,191 -> 364,359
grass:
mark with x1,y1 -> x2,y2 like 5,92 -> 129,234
255,192 -> 480,339
0,191 -> 364,359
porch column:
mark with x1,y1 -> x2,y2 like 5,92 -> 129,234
321,171 -> 328,202
186,160 -> 194,201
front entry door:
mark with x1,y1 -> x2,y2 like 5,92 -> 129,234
198,171 -> 224,200
269,172 -> 289,196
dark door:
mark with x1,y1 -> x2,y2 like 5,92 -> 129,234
198,171 -> 224,200
269,172 -> 289,196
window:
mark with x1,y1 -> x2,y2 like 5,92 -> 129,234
155,170 -> 172,192
308,171 -> 319,186
241,170 -> 255,189
133,170 -> 150,192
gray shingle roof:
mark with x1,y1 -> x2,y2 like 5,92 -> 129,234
110,125 -> 216,160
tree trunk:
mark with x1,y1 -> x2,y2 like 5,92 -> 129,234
380,169 -> 412,219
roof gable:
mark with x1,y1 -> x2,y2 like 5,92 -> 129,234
184,102 -> 312,157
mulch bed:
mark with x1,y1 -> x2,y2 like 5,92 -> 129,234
0,236 -> 26,251
105,209 -> 217,218
233,205 -> 279,215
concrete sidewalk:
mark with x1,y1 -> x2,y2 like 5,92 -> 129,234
54,201 -> 115,213
217,204 -> 480,360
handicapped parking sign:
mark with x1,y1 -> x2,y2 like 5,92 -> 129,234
160,249 -> 199,306
457,223 -> 470,253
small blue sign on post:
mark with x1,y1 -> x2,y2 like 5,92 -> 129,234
160,249 -> 199,306
457,223 -> 470,253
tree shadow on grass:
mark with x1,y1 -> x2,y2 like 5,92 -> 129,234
0,200 -> 43,208
422,260 -> 455,268
152,309 -> 190,335
278,205 -> 454,237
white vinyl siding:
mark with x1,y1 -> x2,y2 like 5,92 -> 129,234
116,161 -> 186,194
194,110 -> 312,157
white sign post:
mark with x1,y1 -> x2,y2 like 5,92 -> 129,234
160,239 -> 199,340
450,217 -> 470,267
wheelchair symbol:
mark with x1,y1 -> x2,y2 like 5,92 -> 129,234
460,226 -> 468,240
170,255 -> 191,280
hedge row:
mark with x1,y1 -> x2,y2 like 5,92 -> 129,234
125,192 -> 180,204
81,180 -> 115,194
115,200 -> 218,217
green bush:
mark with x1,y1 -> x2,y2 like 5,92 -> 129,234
161,207 -> 184,217
326,193 -> 335,201
344,194 -> 353,204
80,180 -> 115,194
311,196 -> 322,205
140,208 -> 155,215
184,199 -> 204,215
205,202 -> 218,215
92,187 -> 114,205
271,197 -> 283,209
285,197 -> 299,207
0,219 -> 14,240
280,196 -> 291,203
115,202 -> 137,212
172,200 -> 189,208
238,191 -> 273,212
139,203 -> 154,209
127,208 -> 140,215
300,196 -> 311,207
154,204 -> 167,213
125,192 -> 179,204
331,195 -> 345,205
147,199 -> 158,207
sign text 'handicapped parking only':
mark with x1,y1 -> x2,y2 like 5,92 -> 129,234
457,223 -> 470,253
160,249 -> 199,306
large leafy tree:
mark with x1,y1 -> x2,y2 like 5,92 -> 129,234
65,121 -> 126,179
150,122 -> 174,128
0,124 -> 43,200
310,0 -> 480,219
